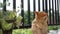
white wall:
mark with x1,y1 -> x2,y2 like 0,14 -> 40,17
16,0 -> 21,17
6,0 -> 13,11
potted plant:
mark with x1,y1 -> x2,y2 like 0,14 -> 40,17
0,11 -> 23,34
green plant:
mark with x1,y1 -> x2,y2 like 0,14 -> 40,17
0,11 -> 22,30
15,16 -> 23,28
1,19 -> 13,30
3,11 -> 16,20
12,29 -> 32,34
24,11 -> 34,25
48,26 -> 59,30
0,12 -> 3,19
52,26 -> 58,30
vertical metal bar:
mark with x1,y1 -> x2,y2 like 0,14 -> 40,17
3,0 -> 6,11
13,0 -> 16,10
56,0 -> 59,25
49,0 -> 51,25
45,0 -> 48,13
42,0 -> 44,11
45,0 -> 48,24
38,0 -> 40,11
56,0 -> 58,25
55,0 -> 57,25
57,0 -> 59,24
52,0 -> 54,25
21,0 -> 24,26
28,0 -> 31,25
33,0 -> 36,18
13,0 -> 17,28
33,0 -> 36,11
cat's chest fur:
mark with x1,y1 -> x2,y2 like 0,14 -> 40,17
32,19 -> 47,29
31,19 -> 48,34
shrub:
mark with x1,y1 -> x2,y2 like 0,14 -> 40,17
0,11 -> 23,30
23,11 -> 34,26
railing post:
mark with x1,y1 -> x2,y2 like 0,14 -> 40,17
3,0 -> 6,11
57,0 -> 59,24
55,0 -> 58,25
42,0 -> 44,11
56,0 -> 59,25
52,0 -> 54,25
28,0 -> 31,25
38,0 -> 40,11
21,0 -> 24,27
48,0 -> 51,25
45,0 -> 48,13
13,0 -> 16,11
33,0 -> 36,18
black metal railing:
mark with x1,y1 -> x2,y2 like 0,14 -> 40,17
3,0 -> 60,28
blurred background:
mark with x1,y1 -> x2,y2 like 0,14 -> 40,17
0,0 -> 60,34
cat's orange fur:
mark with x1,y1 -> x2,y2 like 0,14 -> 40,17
31,11 -> 48,34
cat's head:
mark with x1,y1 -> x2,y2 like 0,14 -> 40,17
34,11 -> 48,20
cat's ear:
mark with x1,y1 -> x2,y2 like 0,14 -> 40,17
34,11 -> 38,16
34,11 -> 38,18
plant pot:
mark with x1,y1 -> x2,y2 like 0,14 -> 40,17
3,29 -> 12,34
0,22 -> 2,29
2,19 -> 14,34
0,29 -> 2,34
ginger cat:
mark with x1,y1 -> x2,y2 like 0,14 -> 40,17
31,11 -> 48,34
